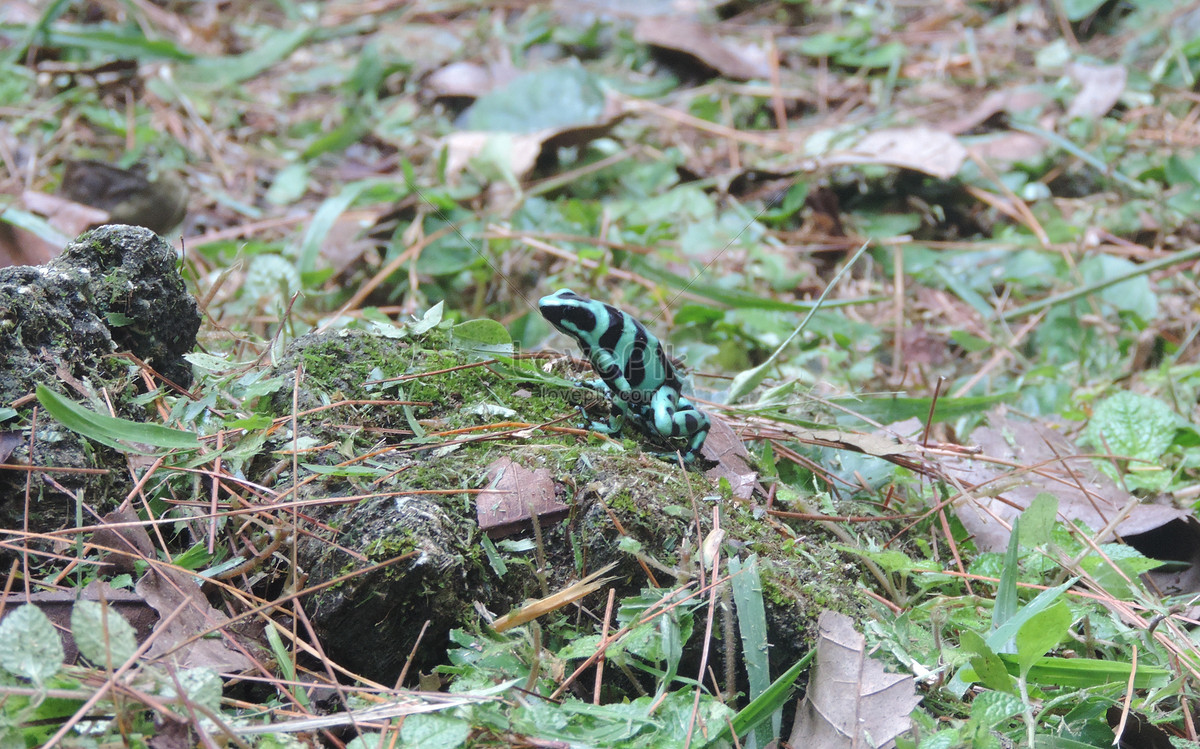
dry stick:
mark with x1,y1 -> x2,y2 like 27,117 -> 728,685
208,429 -> 224,555
684,506 -> 723,749
593,589 -> 616,706
289,362 -> 303,692
396,620 -> 431,690
22,405 -> 37,596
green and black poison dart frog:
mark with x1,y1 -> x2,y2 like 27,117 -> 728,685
539,289 -> 710,465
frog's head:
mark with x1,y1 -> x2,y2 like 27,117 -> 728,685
538,289 -> 599,342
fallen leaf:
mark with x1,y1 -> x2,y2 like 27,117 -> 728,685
1066,62 -> 1127,119
942,411 -> 1188,555
703,415 -> 763,501
137,565 -> 255,673
635,17 -> 770,81
90,508 -> 155,574
426,60 -> 517,99
0,431 -> 23,463
824,127 -> 967,180
0,581 -> 157,665
476,456 -> 569,538
941,88 -> 1053,134
789,610 -> 921,749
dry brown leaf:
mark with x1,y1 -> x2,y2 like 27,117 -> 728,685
789,610 -> 921,749
702,415 -> 763,501
90,508 -> 155,574
136,565 -> 255,673
476,456 -> 568,538
967,131 -> 1049,168
941,88 -> 1053,134
635,17 -> 770,81
942,411 -> 1188,554
426,61 -> 517,99
1066,62 -> 1127,120
0,430 -> 23,464
0,581 -> 157,665
824,127 -> 967,181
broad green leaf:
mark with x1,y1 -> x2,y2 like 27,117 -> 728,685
1018,494 -> 1058,548
71,600 -> 137,667
399,712 -> 471,749
968,689 -> 1024,724
462,66 -> 607,133
0,605 -> 64,684
1016,601 -> 1071,676
451,319 -> 513,347
1061,0 -> 1108,20
36,385 -> 199,454
959,629 -> 1016,694
1083,391 -> 1176,462
1078,254 -> 1157,320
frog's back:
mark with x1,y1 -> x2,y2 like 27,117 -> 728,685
593,299 -> 682,399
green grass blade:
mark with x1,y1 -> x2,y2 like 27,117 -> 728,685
729,554 -> 775,745
996,654 -> 1170,689
35,385 -> 199,454
726,647 -> 816,741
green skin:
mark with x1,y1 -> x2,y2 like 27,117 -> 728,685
539,289 -> 711,465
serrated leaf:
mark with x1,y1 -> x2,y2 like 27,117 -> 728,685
1084,391 -> 1175,462
71,600 -> 137,667
0,605 -> 64,683
36,385 -> 199,453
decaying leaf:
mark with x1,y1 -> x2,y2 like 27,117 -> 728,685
0,581 -> 157,665
789,610 -> 921,749
137,564 -> 255,673
702,415 -> 763,501
823,127 -> 968,181
476,456 -> 569,538
91,508 -> 155,574
942,411 -> 1189,561
635,17 -> 770,81
941,88 -> 1053,135
1066,62 -> 1127,120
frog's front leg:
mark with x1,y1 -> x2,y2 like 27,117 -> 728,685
649,390 -> 711,463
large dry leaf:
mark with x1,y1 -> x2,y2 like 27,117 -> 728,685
942,411 -> 1188,554
635,17 -> 770,81
476,456 -> 568,538
0,581 -> 157,665
789,610 -> 921,749
823,127 -> 967,180
940,88 -> 1053,134
1066,62 -> 1127,119
137,565 -> 254,673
